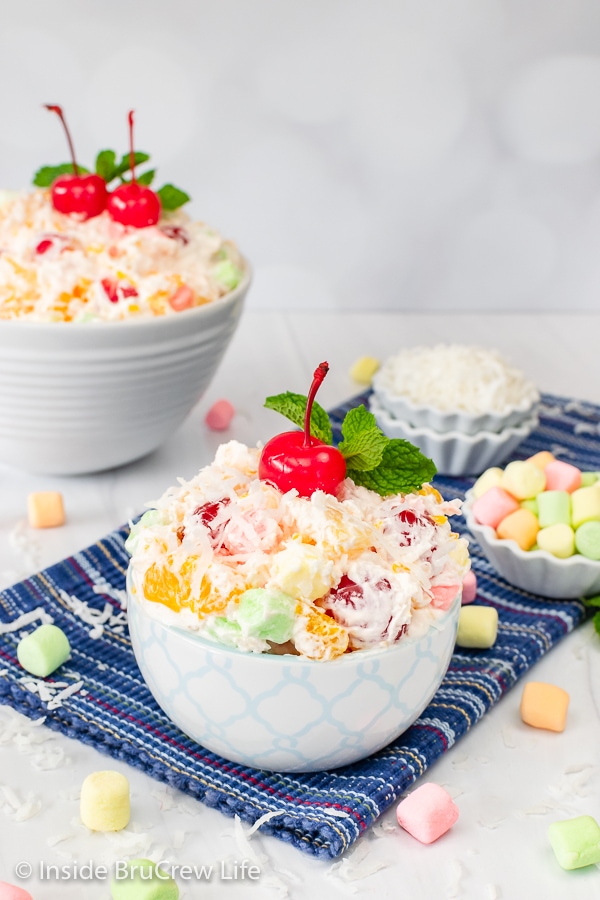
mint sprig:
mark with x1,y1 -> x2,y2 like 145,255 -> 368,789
265,392 -> 333,444
582,595 -> 600,636
34,163 -> 90,187
264,394 -> 437,497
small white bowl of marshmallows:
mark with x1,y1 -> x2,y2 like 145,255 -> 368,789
370,344 -> 540,477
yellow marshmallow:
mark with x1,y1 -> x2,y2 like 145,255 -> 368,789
496,508 -> 539,550
500,460 -> 546,500
537,523 -> 575,558
80,771 -> 130,832
350,356 -> 380,385
570,486 -> 600,529
456,606 -> 498,649
520,682 -> 569,732
472,467 -> 503,499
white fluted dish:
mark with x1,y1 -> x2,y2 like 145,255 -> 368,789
370,398 -> 537,477
0,266 -> 251,474
463,490 -> 600,599
372,375 -> 539,436
127,567 -> 461,773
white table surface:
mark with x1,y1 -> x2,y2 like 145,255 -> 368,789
1,311 -> 600,900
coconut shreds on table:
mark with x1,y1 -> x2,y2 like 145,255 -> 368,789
0,607 -> 53,634
375,344 -> 539,414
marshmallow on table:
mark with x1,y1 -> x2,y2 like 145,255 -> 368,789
526,450 -> 556,470
205,399 -> 235,431
500,460 -> 546,500
27,491 -> 65,528
548,816 -> 600,870
472,467 -> 503,499
396,782 -> 459,844
537,523 -> 575,558
537,490 -> 570,527
496,507 -> 539,550
110,858 -> 179,900
570,486 -> 600,529
520,681 -> 569,732
574,521 -> 600,560
456,606 -> 498,649
349,356 -> 380,385
81,770 -> 130,832
0,883 -> 33,900
461,570 -> 477,605
17,623 -> 70,677
544,460 -> 582,493
471,486 -> 520,529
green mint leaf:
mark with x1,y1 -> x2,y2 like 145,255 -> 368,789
594,611 -> 600,636
136,169 -> 156,186
338,405 -> 388,471
347,439 -> 437,496
157,183 -> 191,210
264,392 -> 333,444
112,151 -> 151,180
583,595 -> 600,609
95,149 -> 117,181
33,163 -> 90,187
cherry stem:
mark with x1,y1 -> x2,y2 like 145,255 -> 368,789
303,362 -> 329,448
127,110 -> 136,184
44,104 -> 79,175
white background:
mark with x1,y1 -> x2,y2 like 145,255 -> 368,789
3,0 -> 600,310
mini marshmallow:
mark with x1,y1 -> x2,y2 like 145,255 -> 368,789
571,486 -> 600,529
27,491 -> 65,528
0,883 -> 33,900
396,782 -> 459,844
110,858 -> 179,900
544,460 -> 582,493
526,450 -> 556,470
537,490 -> 570,527
472,467 -> 503,499
350,356 -> 380,385
461,570 -> 477,605
574,521 -> 600,560
81,770 -> 130,832
580,471 -> 600,487
520,498 -> 539,515
501,460 -> 546,500
205,399 -> 235,431
456,606 -> 498,649
496,507 -> 539,551
471,486 -> 520,529
520,681 -> 569,732
537,523 -> 575,559
548,816 -> 600,870
17,623 -> 70,677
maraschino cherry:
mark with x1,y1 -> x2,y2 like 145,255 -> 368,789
45,105 -> 108,219
258,362 -> 346,498
107,111 -> 161,228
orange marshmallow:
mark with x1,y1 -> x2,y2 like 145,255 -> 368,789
520,681 -> 569,732
27,492 -> 65,529
526,451 -> 556,470
544,460 -> 582,493
496,507 -> 539,550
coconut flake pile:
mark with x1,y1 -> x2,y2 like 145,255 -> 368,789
376,345 -> 539,415
0,190 -> 244,321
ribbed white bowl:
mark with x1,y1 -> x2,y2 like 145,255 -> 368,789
0,267 -> 251,474
463,490 -> 600,599
372,374 -> 539,435
370,398 -> 537,477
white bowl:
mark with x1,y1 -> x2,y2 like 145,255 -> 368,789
0,267 -> 251,475
127,570 -> 461,773
463,490 -> 600,599
370,398 -> 538,477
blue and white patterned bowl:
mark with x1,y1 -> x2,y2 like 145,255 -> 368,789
127,574 -> 461,773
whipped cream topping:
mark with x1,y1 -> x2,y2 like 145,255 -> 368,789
127,441 -> 470,659
0,190 -> 244,321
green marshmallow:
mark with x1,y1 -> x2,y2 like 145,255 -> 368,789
575,521 -> 600,560
205,616 -> 243,647
17,624 -> 70,677
125,509 -> 166,554
111,858 -> 178,900
213,259 -> 243,290
548,815 -> 600,870
520,498 -> 539,515
571,486 -> 600,529
580,472 -> 600,487
536,491 -> 570,527
237,588 -> 297,644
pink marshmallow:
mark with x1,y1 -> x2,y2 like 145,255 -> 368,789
205,399 -> 235,431
461,570 -> 477,605
544,460 -> 582,493
471,486 -> 520,529
396,782 -> 459,844
0,883 -> 33,900
430,584 -> 460,610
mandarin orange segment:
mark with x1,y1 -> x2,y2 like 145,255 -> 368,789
295,606 -> 349,660
143,563 -> 189,612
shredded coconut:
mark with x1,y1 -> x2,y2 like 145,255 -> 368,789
376,344 -> 539,414
0,606 -> 53,634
